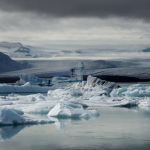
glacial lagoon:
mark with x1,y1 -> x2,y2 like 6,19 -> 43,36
1,81 -> 150,150
1,107 -> 150,150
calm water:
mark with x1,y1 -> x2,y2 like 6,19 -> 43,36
1,107 -> 150,150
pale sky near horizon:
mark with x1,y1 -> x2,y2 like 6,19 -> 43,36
0,0 -> 150,59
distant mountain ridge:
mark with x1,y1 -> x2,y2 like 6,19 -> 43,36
0,52 -> 29,73
0,41 -> 44,58
14,47 -> 30,53
0,42 -> 22,49
141,48 -> 150,52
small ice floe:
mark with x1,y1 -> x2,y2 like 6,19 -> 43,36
111,84 -> 150,97
112,100 -> 139,107
0,108 -> 54,126
0,83 -> 54,93
47,101 -> 99,119
82,96 -> 139,107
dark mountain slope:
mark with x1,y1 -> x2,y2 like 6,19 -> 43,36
0,52 -> 28,73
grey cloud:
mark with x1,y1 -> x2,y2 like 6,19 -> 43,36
0,0 -> 150,21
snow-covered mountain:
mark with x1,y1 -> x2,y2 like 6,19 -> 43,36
0,42 -> 45,58
1,41 -> 150,60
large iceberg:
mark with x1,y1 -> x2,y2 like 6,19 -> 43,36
66,75 -> 120,97
0,62 -> 85,93
16,61 -> 85,86
15,74 -> 52,86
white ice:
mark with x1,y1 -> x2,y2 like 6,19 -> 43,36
110,84 -> 150,97
0,76 -> 150,126
47,101 -> 99,118
15,62 -> 85,87
0,108 -> 54,126
0,83 -> 55,93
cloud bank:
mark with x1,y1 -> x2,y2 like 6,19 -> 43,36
0,0 -> 150,59
0,0 -> 150,21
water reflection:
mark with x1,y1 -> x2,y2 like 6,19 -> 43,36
0,114 -> 99,141
1,107 -> 150,150
0,125 -> 25,142
49,115 -> 99,131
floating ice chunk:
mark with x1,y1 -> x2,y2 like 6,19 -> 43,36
110,88 -> 127,97
69,61 -> 85,81
82,97 -> 139,107
125,89 -> 139,97
0,108 -> 26,125
0,108 -> 54,126
69,75 -> 119,96
47,101 -> 99,118
15,73 -> 52,86
112,100 -> 139,107
0,84 -> 55,93
111,84 -> 150,97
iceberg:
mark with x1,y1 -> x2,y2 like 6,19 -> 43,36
67,75 -> 120,97
0,108 -> 54,126
47,101 -> 99,118
16,61 -> 85,87
69,61 -> 85,81
0,61 -> 85,93
0,83 -> 55,93
15,74 -> 52,86
51,62 -> 85,87
110,84 -> 150,97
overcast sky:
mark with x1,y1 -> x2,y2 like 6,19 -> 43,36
0,0 -> 150,59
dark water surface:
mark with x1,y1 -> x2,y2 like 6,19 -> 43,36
1,107 -> 150,150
